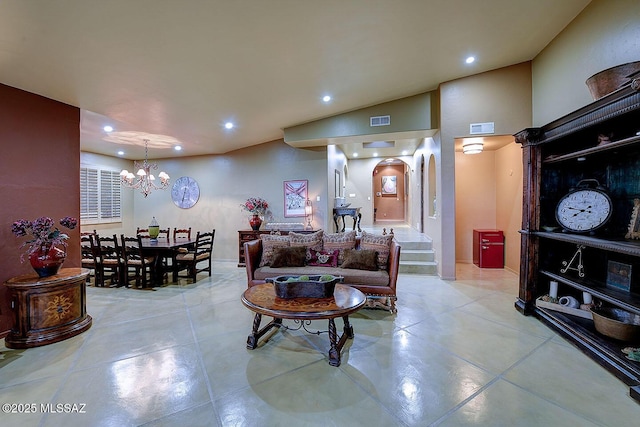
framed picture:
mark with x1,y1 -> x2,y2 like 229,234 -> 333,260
606,260 -> 632,292
284,180 -> 308,217
381,175 -> 396,195
626,198 -> 640,239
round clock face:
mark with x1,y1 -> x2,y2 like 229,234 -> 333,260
171,176 -> 200,209
555,188 -> 612,232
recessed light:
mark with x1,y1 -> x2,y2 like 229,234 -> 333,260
225,122 -> 234,130
103,125 -> 114,132
174,145 -> 182,151
465,56 -> 475,64
322,95 -> 331,103
117,150 -> 124,156
401,150 -> 408,155
373,152 -> 378,157
353,153 -> 358,157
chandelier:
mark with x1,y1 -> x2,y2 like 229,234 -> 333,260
119,139 -> 170,197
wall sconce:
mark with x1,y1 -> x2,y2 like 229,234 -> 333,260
305,199 -> 313,230
462,137 -> 484,154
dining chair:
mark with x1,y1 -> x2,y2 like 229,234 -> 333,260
93,234 -> 121,287
173,227 -> 192,240
137,227 -> 170,241
80,233 -> 97,283
174,229 -> 215,282
120,235 -> 156,288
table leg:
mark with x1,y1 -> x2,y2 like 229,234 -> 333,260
328,318 -> 340,366
247,315 -> 282,350
343,315 -> 354,338
356,213 -> 362,232
333,212 -> 340,233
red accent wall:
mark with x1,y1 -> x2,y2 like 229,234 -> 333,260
0,83 -> 80,337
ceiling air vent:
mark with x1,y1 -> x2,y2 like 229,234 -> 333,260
370,115 -> 391,127
470,122 -> 495,135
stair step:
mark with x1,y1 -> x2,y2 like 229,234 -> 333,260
401,249 -> 435,262
396,240 -> 432,250
399,260 -> 438,275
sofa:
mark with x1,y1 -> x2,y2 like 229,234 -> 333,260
244,230 -> 401,312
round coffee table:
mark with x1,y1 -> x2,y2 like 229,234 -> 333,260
241,283 -> 366,366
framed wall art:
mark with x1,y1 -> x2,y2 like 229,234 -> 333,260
284,179 -> 308,217
381,175 -> 397,195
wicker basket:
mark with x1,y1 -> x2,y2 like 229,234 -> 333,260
267,275 -> 343,299
591,307 -> 640,342
585,61 -> 640,100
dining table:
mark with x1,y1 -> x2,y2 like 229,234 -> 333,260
138,237 -> 198,286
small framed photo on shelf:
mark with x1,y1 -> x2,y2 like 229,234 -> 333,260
606,260 -> 632,293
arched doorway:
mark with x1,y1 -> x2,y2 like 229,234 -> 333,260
372,158 -> 407,223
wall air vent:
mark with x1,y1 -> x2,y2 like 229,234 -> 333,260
370,115 -> 391,127
470,122 -> 495,135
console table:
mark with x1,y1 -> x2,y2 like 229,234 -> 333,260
333,207 -> 361,232
4,268 -> 92,349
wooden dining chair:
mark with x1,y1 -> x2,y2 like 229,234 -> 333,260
93,234 -> 121,287
137,227 -> 170,241
173,227 -> 192,240
120,235 -> 156,288
80,233 -> 97,283
174,229 -> 215,282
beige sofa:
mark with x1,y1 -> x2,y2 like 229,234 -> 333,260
244,230 -> 401,312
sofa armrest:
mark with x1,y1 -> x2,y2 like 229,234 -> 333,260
387,240 -> 401,291
244,239 -> 263,285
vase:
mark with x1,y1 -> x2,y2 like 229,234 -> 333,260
29,244 -> 66,278
149,216 -> 160,240
249,214 -> 262,231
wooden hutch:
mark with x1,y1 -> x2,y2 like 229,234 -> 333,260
516,80 -> 640,402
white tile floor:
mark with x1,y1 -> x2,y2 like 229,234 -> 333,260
1,257 -> 639,425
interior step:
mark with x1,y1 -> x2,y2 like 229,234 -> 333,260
401,248 -> 435,262
399,260 -> 438,274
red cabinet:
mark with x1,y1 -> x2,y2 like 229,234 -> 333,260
473,230 -> 504,268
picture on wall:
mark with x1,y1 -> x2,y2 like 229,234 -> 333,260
284,180 -> 308,217
381,175 -> 397,195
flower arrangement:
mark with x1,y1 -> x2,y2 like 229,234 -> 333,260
241,197 -> 269,216
11,216 -> 78,261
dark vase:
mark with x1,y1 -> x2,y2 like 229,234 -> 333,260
249,214 -> 262,231
29,244 -> 66,278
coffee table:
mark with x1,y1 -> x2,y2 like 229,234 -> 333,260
241,283 -> 366,366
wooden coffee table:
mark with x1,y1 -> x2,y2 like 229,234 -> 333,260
241,283 -> 366,366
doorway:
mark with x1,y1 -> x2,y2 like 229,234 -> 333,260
372,159 -> 406,223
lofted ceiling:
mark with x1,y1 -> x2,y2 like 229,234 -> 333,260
0,1 -> 591,160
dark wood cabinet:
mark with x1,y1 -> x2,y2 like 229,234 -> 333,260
516,81 -> 640,402
4,268 -> 92,349
237,230 -> 317,267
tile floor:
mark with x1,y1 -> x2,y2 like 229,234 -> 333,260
1,260 -> 639,426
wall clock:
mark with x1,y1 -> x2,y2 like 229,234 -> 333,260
171,176 -> 200,209
555,179 -> 612,233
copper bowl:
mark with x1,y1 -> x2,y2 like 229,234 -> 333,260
585,61 -> 640,100
591,307 -> 640,342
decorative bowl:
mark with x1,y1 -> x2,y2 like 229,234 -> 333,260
591,306 -> 640,342
585,61 -> 640,100
267,275 -> 343,299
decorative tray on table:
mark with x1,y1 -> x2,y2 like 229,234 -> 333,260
266,275 -> 344,299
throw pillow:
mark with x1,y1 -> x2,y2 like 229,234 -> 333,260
289,230 -> 323,252
270,246 -> 307,268
360,230 -> 394,270
259,234 -> 290,267
307,249 -> 339,267
322,230 -> 357,265
341,249 -> 379,271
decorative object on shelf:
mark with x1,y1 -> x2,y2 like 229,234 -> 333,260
622,347 -> 640,362
555,179 -> 612,233
585,61 -> 640,100
549,280 -> 559,300
591,306 -> 640,342
304,199 -> 313,230
560,245 -> 586,278
241,197 -> 269,230
10,216 -> 77,277
284,180 -> 308,217
535,296 -> 593,320
558,296 -> 580,309
606,260 -> 632,293
119,139 -> 170,198
625,198 -> 640,239
171,176 -> 200,209
148,216 -> 160,240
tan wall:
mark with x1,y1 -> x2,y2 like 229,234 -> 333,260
533,0 -> 640,125
495,142 -> 523,273
373,164 -> 405,221
0,83 -> 80,336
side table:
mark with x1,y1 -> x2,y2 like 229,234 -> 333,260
4,267 -> 92,349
